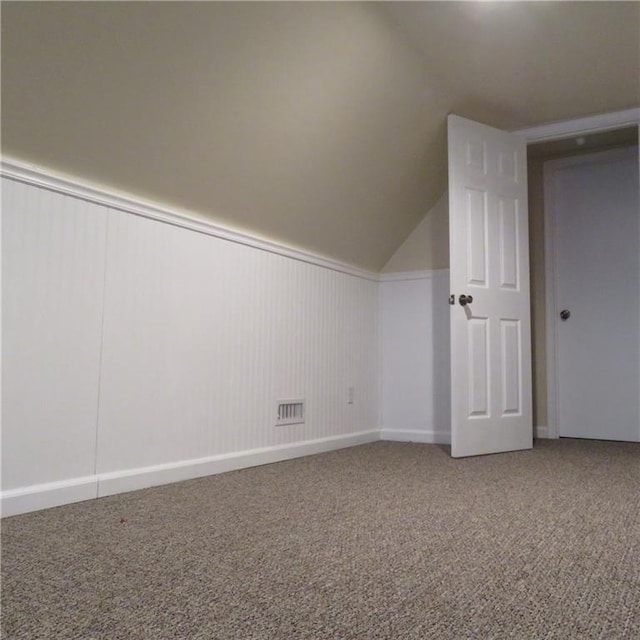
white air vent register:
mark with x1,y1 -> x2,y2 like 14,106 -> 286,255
276,399 -> 305,426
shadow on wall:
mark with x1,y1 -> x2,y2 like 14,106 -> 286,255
431,194 -> 451,441
431,270 -> 451,441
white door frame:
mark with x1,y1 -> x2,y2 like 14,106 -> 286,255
515,107 -> 640,439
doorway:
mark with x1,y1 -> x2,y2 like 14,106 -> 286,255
528,126 -> 640,442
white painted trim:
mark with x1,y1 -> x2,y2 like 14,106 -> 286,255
378,269 -> 449,282
515,108 -> 639,143
534,426 -> 552,440
1,476 -> 98,518
1,431 -> 380,516
98,430 -> 380,496
379,429 -> 450,445
0,157 -> 379,282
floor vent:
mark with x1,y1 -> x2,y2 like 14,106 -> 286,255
276,399 -> 305,426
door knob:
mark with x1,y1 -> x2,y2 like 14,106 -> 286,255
459,294 -> 473,306
560,309 -> 571,321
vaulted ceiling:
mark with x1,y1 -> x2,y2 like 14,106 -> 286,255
2,1 -> 638,271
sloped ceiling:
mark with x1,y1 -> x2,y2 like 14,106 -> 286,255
2,1 -> 638,271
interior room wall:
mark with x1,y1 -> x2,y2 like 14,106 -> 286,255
5,132 -> 635,516
2,179 -> 108,499
378,271 -> 450,444
1,174 -> 379,516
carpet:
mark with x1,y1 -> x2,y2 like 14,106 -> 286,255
2,438 -> 639,639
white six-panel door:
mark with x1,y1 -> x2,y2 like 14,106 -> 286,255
448,115 -> 532,457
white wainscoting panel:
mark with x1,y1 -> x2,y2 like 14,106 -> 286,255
1,178 -> 107,493
378,270 -> 451,444
97,205 -> 377,474
94,209 -> 380,478
1,172 -> 379,515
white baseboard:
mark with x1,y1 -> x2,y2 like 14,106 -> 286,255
2,427 -> 559,517
1,431 -> 380,516
98,430 -> 379,497
379,428 -> 450,445
1,476 -> 99,518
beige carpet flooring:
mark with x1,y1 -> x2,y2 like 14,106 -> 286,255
2,438 -> 639,639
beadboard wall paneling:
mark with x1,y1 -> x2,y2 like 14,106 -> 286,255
378,271 -> 451,444
96,210 -> 379,476
1,178 -> 107,492
2,176 -> 380,513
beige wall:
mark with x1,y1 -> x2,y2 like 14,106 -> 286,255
381,193 -> 449,272
527,157 -> 547,428
1,2 -> 449,272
